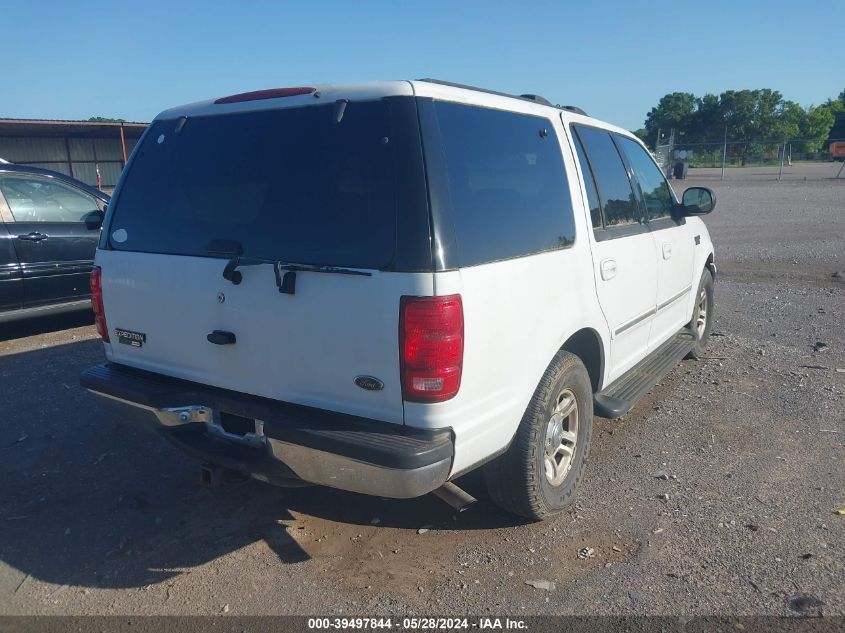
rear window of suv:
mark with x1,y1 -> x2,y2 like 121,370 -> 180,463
422,101 -> 576,268
108,100 -> 401,269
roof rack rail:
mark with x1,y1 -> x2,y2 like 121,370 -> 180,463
519,94 -> 553,106
417,78 -> 556,108
561,105 -> 588,116
416,79 -> 589,117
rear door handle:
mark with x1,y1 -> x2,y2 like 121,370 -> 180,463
17,232 -> 47,242
600,258 -> 617,281
662,243 -> 672,259
207,330 -> 237,345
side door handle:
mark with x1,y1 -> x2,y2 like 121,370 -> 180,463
662,242 -> 672,259
600,258 -> 617,281
17,232 -> 48,242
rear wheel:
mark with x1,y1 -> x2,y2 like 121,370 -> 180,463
483,350 -> 593,520
686,267 -> 714,359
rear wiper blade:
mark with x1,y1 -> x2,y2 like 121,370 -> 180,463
206,239 -> 261,286
273,261 -> 372,295
275,261 -> 372,277
212,241 -> 372,291
222,256 -> 268,285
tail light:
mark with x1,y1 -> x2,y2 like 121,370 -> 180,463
90,266 -> 109,342
399,295 -> 463,403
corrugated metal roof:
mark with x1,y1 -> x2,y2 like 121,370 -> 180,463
0,118 -> 148,138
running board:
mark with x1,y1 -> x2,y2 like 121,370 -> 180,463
594,329 -> 696,419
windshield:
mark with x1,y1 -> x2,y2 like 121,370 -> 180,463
107,100 -> 401,269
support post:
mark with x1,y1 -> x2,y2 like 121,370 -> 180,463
91,137 -> 101,191
119,123 -> 127,165
721,126 -> 727,181
778,139 -> 786,180
65,137 -> 73,179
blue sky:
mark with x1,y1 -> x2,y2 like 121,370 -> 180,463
5,1 -> 841,131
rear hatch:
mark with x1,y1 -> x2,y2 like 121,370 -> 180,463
98,94 -> 432,424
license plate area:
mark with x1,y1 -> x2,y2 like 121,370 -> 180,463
219,411 -> 256,437
206,410 -> 266,448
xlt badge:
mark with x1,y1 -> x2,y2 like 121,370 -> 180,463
114,328 -> 146,348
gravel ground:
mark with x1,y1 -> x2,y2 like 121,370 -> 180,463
0,164 -> 842,617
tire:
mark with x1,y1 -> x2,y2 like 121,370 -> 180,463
483,350 -> 593,520
686,267 -> 714,359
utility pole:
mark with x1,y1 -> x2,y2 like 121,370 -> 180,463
721,126 -> 727,181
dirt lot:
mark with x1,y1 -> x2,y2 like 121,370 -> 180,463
0,163 -> 843,616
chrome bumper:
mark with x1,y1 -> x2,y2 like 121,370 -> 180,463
88,390 -> 452,499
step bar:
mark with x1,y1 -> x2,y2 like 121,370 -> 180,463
594,329 -> 697,419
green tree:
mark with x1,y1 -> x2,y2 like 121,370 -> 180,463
641,88 -> 841,160
632,128 -> 649,143
824,92 -> 845,143
718,90 -> 758,139
800,105 -> 835,152
774,100 -> 805,140
718,90 -> 766,161
689,93 -> 723,143
87,116 -> 125,122
644,92 -> 695,147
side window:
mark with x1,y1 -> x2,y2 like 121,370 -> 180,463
431,101 -> 576,266
571,130 -> 603,229
0,175 -> 99,223
572,126 -> 639,229
616,135 -> 674,221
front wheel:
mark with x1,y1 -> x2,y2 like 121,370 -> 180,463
686,267 -> 714,359
483,350 -> 593,520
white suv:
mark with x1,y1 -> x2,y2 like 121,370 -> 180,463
81,80 -> 716,520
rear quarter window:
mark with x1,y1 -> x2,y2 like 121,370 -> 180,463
424,101 -> 576,268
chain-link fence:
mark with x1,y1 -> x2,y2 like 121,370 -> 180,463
653,132 -> 845,180
669,139 -> 844,168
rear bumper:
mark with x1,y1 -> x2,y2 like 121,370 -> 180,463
81,363 -> 453,499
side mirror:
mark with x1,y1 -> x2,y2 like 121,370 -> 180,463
84,209 -> 105,229
681,187 -> 716,215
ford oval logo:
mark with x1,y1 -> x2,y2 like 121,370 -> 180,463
354,376 -> 384,391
